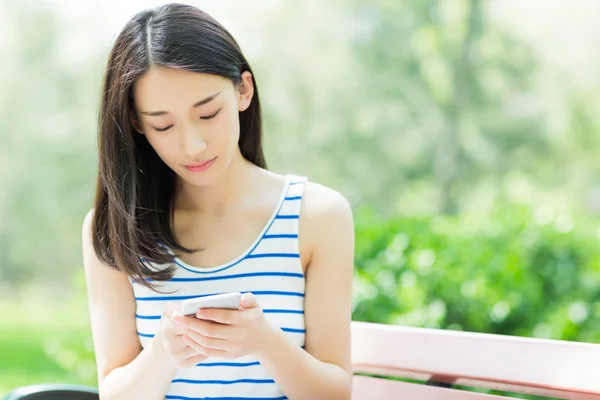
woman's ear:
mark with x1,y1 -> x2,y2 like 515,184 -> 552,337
237,71 -> 254,112
130,110 -> 144,134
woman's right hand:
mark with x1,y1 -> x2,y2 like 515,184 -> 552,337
159,302 -> 208,369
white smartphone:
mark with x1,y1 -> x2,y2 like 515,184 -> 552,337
180,292 -> 242,316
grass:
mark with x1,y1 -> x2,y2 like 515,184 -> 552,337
0,296 -> 97,396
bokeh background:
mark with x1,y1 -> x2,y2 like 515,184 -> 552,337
1,0 -> 600,398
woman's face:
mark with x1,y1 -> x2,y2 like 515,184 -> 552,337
131,67 -> 254,187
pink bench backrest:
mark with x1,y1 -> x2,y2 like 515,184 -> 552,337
351,321 -> 600,400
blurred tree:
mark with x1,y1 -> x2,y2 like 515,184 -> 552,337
258,0 -> 564,216
0,0 -> 99,288
0,0 -> 599,295
343,0 -> 558,214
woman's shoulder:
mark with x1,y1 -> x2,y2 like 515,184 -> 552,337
265,170 -> 354,230
281,172 -> 350,210
296,178 -> 354,262
301,179 -> 351,217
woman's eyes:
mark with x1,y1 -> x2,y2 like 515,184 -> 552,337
152,109 -> 222,132
154,125 -> 172,132
200,109 -> 221,120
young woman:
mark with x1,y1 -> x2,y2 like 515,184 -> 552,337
82,3 -> 354,400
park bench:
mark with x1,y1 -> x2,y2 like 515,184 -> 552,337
351,321 -> 600,399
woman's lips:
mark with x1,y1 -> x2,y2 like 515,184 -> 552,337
184,157 -> 217,172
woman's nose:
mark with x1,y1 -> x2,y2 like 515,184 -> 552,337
181,125 -> 208,158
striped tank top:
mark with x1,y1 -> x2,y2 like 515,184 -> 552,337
130,174 -> 308,400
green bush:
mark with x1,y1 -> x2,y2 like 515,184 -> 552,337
352,206 -> 600,342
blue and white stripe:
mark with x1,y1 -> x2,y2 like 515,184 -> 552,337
130,174 -> 307,399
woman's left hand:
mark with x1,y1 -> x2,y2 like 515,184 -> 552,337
171,292 -> 272,359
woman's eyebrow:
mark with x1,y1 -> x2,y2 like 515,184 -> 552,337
140,91 -> 222,116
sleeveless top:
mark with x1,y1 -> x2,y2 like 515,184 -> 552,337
130,174 -> 308,400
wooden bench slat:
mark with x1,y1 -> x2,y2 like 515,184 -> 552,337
351,322 -> 600,398
352,375 -> 516,399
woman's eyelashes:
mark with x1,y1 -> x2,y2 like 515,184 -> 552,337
154,125 -> 173,132
200,108 -> 221,121
152,108 -> 222,132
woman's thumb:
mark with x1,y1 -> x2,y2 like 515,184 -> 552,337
240,292 -> 258,308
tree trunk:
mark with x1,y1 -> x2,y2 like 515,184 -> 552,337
435,0 -> 481,214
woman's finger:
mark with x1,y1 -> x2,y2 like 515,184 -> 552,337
181,317 -> 234,339
240,292 -> 258,309
183,354 -> 209,368
173,344 -> 199,359
196,308 -> 236,324
163,301 -> 181,318
183,334 -> 230,358
184,329 -> 229,351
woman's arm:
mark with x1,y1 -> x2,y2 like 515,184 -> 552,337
255,183 -> 355,400
82,210 -> 177,400
97,333 -> 177,400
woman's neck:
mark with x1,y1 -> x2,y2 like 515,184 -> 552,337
174,151 -> 258,216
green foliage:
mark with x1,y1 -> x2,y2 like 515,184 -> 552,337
353,206 -> 600,342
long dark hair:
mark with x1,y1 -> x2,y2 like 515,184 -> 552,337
91,3 -> 266,289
